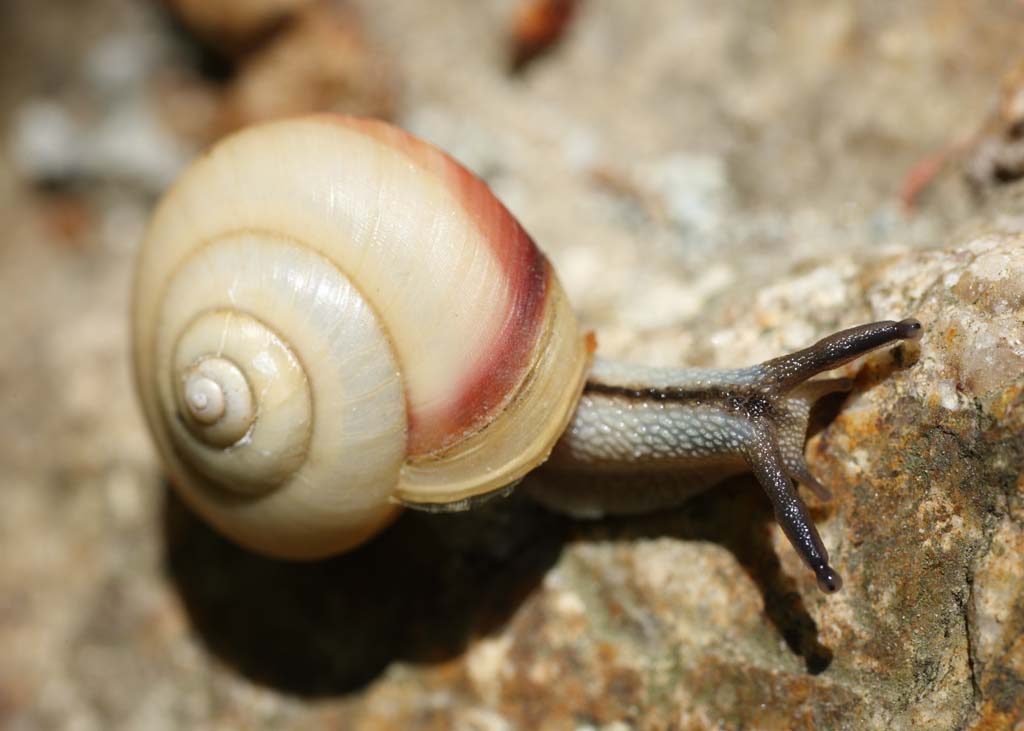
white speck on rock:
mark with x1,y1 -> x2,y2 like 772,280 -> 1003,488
83,100 -> 190,190
9,100 -> 82,181
466,635 -> 513,708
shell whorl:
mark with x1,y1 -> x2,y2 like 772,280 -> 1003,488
132,115 -> 589,558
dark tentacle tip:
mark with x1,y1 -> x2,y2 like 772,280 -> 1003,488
897,318 -> 923,340
814,565 -> 843,593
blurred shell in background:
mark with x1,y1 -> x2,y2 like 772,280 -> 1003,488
164,0 -> 312,52
164,0 -> 396,140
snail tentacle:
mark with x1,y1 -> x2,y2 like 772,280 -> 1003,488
759,318 -> 922,393
773,377 -> 853,502
743,418 -> 841,593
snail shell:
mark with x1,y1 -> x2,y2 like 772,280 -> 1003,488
132,116 -> 589,558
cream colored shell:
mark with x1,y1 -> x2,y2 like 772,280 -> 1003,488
132,116 -> 589,558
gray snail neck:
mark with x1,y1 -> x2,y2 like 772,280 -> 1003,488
536,356 -> 779,512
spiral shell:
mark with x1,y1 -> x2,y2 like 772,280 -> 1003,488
132,115 -> 589,558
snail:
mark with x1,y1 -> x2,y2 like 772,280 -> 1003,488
132,115 -> 922,593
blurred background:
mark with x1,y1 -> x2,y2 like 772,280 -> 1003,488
1,1 -> 1023,729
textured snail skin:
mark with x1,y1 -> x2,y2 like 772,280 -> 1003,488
133,114 -> 922,592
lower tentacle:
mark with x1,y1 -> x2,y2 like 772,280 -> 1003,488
784,462 -> 832,502
776,376 -> 853,501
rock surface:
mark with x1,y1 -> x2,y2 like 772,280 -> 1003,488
1,1 -> 1024,730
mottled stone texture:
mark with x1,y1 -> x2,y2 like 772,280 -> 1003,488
3,0 -> 1024,729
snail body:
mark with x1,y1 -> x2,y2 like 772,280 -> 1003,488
133,115 -> 921,591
